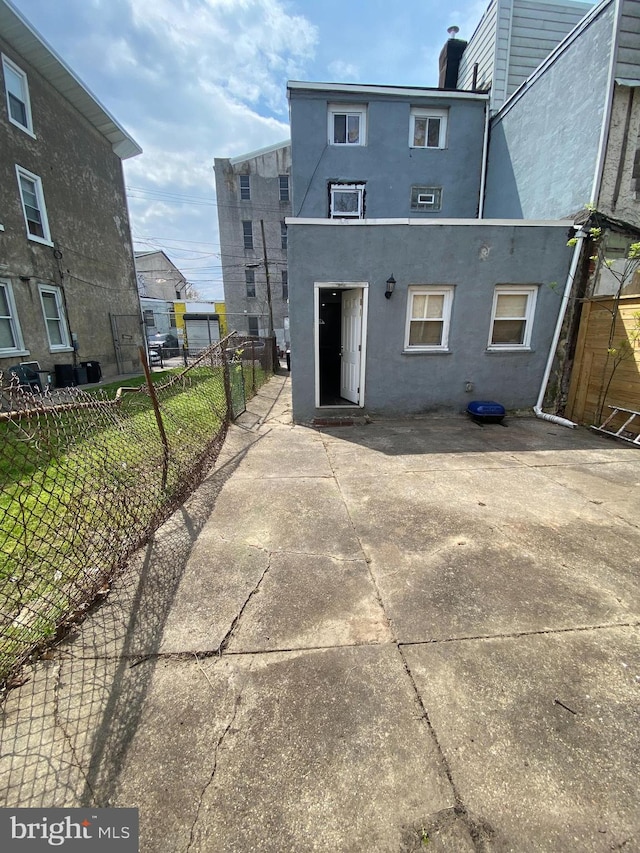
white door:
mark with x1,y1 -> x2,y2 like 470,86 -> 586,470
340,289 -> 362,403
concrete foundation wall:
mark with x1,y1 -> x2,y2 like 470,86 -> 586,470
0,36 -> 141,380
289,221 -> 573,422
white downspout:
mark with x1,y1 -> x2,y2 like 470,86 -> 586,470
478,99 -> 490,218
533,230 -> 586,428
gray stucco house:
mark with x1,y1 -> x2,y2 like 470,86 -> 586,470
214,141 -> 291,351
286,80 -> 574,423
0,0 -> 142,383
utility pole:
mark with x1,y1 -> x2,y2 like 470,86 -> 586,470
260,218 -> 278,371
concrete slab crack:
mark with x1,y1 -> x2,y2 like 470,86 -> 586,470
185,661 -> 252,853
52,659 -> 96,802
215,556 -> 272,655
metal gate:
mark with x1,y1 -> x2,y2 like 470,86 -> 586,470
228,362 -> 246,418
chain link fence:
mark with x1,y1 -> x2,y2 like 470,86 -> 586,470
0,333 -> 275,688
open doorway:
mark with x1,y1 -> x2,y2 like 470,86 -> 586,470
315,284 -> 368,407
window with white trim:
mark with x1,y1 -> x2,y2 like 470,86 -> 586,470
281,269 -> 288,301
279,175 -> 289,201
239,174 -> 250,200
0,279 -> 26,354
281,220 -> 287,250
411,186 -> 442,211
405,286 -> 454,350
16,166 -> 51,244
329,182 -> 365,219
2,54 -> 34,135
39,284 -> 71,350
409,108 -> 448,149
488,286 -> 538,350
328,104 -> 367,145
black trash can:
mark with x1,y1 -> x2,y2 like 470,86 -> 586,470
73,365 -> 88,385
54,363 -> 75,388
80,361 -> 102,383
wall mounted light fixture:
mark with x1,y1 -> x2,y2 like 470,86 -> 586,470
385,274 -> 396,299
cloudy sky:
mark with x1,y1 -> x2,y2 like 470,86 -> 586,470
11,0 -> 494,300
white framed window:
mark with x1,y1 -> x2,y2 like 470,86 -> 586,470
279,175 -> 290,201
488,286 -> 538,350
405,286 -> 454,351
411,186 -> 442,211
281,220 -> 287,250
39,284 -> 71,351
281,269 -> 288,301
239,174 -> 250,200
329,182 -> 365,219
409,108 -> 448,149
16,166 -> 52,244
0,279 -> 27,355
328,104 -> 367,145
2,54 -> 34,136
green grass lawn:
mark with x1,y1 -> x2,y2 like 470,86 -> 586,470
0,367 -> 231,683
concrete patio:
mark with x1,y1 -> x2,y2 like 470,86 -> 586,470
1,372 -> 639,852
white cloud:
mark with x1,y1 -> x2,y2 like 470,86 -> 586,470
327,60 -> 360,82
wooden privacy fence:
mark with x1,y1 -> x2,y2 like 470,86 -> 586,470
566,295 -> 640,426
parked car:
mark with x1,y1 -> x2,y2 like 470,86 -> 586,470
147,332 -> 179,357
148,348 -> 162,366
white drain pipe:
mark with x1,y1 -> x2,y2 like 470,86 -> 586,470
533,229 -> 586,429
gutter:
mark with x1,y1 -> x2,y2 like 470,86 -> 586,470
478,99 -> 490,218
533,230 -> 587,429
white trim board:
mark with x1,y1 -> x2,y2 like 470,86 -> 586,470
286,217 -> 575,227
287,81 -> 489,102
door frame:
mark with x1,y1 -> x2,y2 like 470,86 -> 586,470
314,281 -> 369,409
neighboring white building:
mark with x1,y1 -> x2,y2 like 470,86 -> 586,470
457,0 -> 594,110
135,250 -> 191,301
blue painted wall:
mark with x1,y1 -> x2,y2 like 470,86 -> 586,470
289,87 -> 487,219
483,1 -> 615,219
289,222 -> 573,423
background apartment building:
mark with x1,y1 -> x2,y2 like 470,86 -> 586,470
214,141 -> 291,351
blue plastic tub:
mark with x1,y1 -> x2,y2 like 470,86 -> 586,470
467,400 -> 506,422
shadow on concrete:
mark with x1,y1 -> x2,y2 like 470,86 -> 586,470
0,432 -> 264,809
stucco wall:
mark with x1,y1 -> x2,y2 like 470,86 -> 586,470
214,144 -> 291,346
483,0 -> 615,219
289,89 -> 487,219
288,221 -> 573,422
0,36 -> 141,380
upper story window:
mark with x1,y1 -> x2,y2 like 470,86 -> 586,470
279,175 -> 290,201
281,269 -> 288,301
0,279 -> 27,355
242,220 -> 253,249
488,285 -> 538,350
411,186 -> 442,212
39,284 -> 71,351
281,221 -> 287,250
245,268 -> 256,298
328,104 -> 367,146
329,182 -> 365,219
239,174 -> 250,200
16,166 -> 52,245
409,107 -> 448,149
2,55 -> 34,136
405,286 -> 454,351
